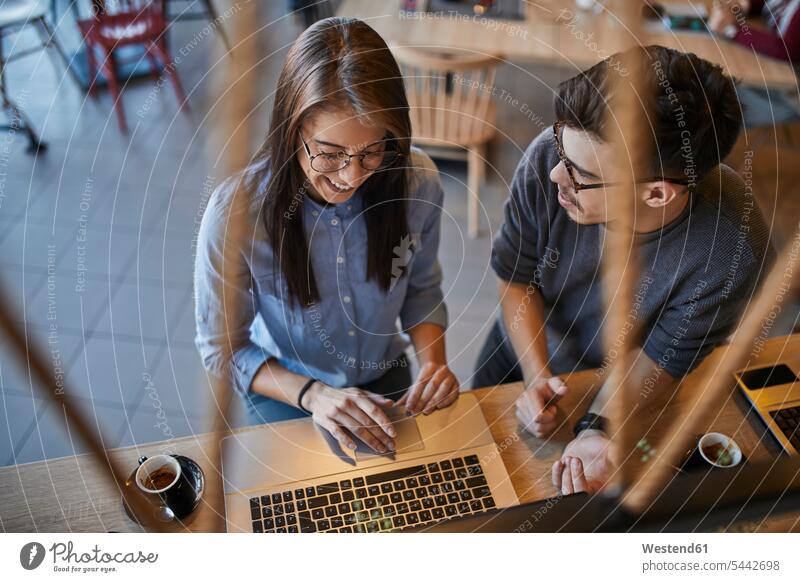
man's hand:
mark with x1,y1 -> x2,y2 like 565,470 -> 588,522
515,376 -> 569,437
708,0 -> 742,34
304,383 -> 397,453
397,362 -> 460,415
551,429 -> 611,494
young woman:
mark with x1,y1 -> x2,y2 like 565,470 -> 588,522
194,17 -> 459,454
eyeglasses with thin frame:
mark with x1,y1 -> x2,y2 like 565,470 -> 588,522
552,121 -> 692,193
301,134 -> 401,173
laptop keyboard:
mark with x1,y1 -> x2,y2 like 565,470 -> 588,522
770,406 -> 800,451
248,454 -> 496,533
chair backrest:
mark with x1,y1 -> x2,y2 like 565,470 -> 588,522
80,0 -> 165,45
90,0 -> 163,17
392,46 -> 499,147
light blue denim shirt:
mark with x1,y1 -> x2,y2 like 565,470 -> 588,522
194,149 -> 447,395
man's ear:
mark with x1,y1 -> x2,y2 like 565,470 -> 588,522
642,181 -> 683,208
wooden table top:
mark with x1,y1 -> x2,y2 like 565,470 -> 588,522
337,0 -> 798,89
1,335 -> 798,532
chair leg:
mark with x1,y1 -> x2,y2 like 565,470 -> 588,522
85,43 -> 99,98
144,45 -> 161,84
1,99 -> 47,153
467,145 -> 485,238
0,35 -> 45,152
34,16 -> 83,91
98,50 -> 128,132
150,40 -> 189,113
0,84 -> 46,152
202,0 -> 233,53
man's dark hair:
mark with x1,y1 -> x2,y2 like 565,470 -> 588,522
554,45 -> 742,184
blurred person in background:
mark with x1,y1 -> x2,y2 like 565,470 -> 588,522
709,0 -> 800,126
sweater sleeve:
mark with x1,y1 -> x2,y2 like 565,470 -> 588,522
491,133 -> 552,285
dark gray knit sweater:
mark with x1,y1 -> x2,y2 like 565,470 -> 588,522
491,128 -> 776,378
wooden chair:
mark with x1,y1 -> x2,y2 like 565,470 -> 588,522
77,0 -> 189,132
393,47 -> 499,237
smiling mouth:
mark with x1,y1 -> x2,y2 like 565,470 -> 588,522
323,175 -> 353,194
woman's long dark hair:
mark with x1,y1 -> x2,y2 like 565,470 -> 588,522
247,17 -> 412,307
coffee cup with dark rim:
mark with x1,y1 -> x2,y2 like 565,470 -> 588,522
134,454 -> 197,521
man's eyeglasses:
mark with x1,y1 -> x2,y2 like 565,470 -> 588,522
301,135 -> 401,173
552,121 -> 692,192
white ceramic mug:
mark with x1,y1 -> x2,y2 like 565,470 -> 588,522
697,433 -> 743,468
136,454 -> 181,493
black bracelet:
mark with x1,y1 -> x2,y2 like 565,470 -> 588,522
297,378 -> 318,415
573,412 -> 607,437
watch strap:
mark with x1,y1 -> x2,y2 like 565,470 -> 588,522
573,412 -> 608,436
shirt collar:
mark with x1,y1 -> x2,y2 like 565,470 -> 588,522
304,190 -> 363,219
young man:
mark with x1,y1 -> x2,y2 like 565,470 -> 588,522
473,46 -> 775,494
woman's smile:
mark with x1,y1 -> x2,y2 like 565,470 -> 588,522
320,175 -> 355,198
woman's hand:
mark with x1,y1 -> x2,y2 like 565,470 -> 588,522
397,362 -> 460,415
304,383 -> 397,454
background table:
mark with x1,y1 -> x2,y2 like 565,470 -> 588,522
337,0 -> 798,89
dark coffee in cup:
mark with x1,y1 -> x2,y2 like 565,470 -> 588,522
698,433 -> 742,468
133,454 -> 199,521
143,467 -> 177,491
137,455 -> 181,495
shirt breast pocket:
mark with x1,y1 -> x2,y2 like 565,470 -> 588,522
253,272 -> 305,330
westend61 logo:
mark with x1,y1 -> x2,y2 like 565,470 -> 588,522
19,541 -> 158,574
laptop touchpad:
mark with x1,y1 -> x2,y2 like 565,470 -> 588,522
354,409 -> 424,461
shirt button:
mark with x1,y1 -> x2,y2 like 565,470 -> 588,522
337,256 -> 344,264
343,295 -> 351,303
312,210 -> 319,217
331,218 -> 339,226
348,330 -> 355,337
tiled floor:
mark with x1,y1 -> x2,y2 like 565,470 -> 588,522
3,3 -> 797,469
0,1 -> 298,465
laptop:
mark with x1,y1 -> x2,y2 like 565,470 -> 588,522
412,452 -> 800,532
221,392 -> 519,532
734,363 -> 800,454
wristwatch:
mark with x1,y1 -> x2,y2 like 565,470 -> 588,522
573,412 -> 607,437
